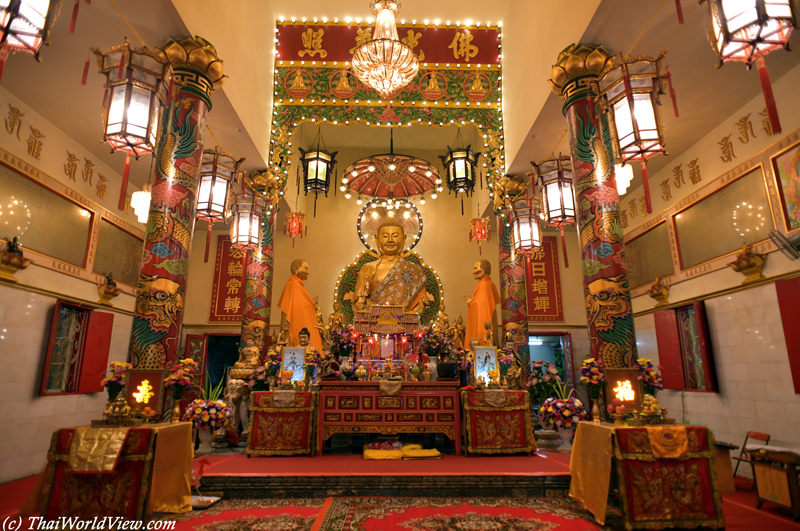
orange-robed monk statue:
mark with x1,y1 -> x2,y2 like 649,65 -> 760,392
464,259 -> 501,347
277,259 -> 323,353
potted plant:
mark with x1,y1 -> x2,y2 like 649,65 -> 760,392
635,358 -> 663,397
580,358 -> 606,421
418,327 -> 458,378
163,358 -> 200,423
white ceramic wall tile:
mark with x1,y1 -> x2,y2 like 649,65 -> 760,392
635,283 -> 800,478
0,283 -> 133,482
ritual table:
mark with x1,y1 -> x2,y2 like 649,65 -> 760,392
570,422 -> 725,530
246,390 -> 315,456
317,381 -> 461,455
460,389 -> 536,455
745,444 -> 800,521
24,422 -> 192,519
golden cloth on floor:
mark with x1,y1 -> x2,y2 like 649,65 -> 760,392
569,422 -> 614,525
67,427 -> 129,472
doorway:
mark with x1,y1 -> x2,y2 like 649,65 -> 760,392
205,334 -> 240,393
528,333 -> 576,392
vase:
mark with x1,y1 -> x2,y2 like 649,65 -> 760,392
556,424 -> 574,450
591,399 -> 602,423
197,427 -> 213,454
436,361 -> 458,379
534,429 -> 560,450
170,387 -> 185,423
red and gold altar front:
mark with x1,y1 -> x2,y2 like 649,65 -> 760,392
461,389 -> 536,455
246,391 -> 315,456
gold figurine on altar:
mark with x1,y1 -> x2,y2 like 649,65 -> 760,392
353,219 -> 428,312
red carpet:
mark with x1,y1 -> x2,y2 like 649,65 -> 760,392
196,452 -> 572,477
163,499 -> 325,531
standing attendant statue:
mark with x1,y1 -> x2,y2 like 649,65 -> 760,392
277,259 -> 323,353
105,272 -> 117,287
7,236 -> 23,256
465,260 -> 501,347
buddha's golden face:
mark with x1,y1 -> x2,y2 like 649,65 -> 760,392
376,226 -> 405,256
473,261 -> 486,280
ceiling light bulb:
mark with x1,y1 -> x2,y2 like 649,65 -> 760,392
368,165 -> 376,172
340,185 -> 347,192
431,193 -> 438,199
389,163 -> 396,171
420,196 -> 426,204
408,165 -> 416,172
425,170 -> 432,177
437,187 -> 443,192
342,177 -> 349,184
351,170 -> 358,177
345,192 -> 352,199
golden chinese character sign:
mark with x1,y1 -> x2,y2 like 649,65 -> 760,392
210,235 -> 246,322
124,369 -> 166,415
524,236 -> 564,321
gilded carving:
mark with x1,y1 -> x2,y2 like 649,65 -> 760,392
420,397 -> 440,409
357,413 -> 382,422
397,413 -> 422,422
339,397 -> 359,409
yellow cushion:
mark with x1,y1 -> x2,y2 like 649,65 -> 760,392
401,448 -> 441,459
363,449 -> 404,460
402,443 -> 423,450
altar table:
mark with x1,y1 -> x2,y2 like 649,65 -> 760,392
246,391 -> 315,456
570,422 -> 725,530
317,381 -> 461,455
461,389 -> 536,455
24,422 -> 192,519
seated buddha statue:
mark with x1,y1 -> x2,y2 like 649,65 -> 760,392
290,72 -> 307,90
230,337 -> 260,380
353,219 -> 428,313
426,74 -> 441,93
468,75 -> 485,94
335,73 -> 352,91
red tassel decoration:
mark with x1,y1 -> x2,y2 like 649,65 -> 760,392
560,227 -> 569,268
119,153 -> 131,210
117,49 -> 126,80
69,0 -> 79,34
81,56 -> 90,85
666,65 -> 679,117
0,46 -> 9,85
640,160 -> 653,214
204,224 -> 212,263
675,0 -> 684,24
101,88 -> 108,111
756,56 -> 782,135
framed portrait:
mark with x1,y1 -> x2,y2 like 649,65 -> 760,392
380,338 -> 394,358
282,347 -> 305,382
125,369 -> 166,416
474,347 -> 497,383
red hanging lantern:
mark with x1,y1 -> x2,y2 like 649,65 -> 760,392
469,216 -> 490,255
701,0 -> 797,135
283,210 -> 307,249
0,0 -> 59,83
530,154 -> 575,267
595,52 -> 670,214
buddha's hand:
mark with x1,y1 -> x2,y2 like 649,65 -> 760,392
464,295 -> 472,304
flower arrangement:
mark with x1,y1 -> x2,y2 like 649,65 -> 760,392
418,328 -> 456,361
635,358 -> 663,396
248,366 -> 270,390
182,399 -> 231,431
164,358 -> 200,400
487,368 -> 500,383
330,325 -> 358,360
101,362 -> 132,401
455,348 -> 474,371
497,347 -> 515,377
264,348 -> 282,375
580,358 -> 606,399
538,397 -> 590,432
526,360 -> 562,405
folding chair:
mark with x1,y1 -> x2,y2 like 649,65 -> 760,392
732,431 -> 770,491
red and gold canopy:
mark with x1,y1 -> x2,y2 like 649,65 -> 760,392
343,154 -> 439,198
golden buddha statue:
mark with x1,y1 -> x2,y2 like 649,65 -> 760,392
335,73 -> 352,91
290,72 -> 307,90
328,302 -> 344,333
353,219 -> 428,312
426,74 -> 441,93
230,337 -> 260,380
468,75 -> 485,94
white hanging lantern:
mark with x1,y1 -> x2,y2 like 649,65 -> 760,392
230,192 -> 265,250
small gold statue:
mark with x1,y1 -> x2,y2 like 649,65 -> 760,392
230,337 -> 260,380
104,395 -> 131,421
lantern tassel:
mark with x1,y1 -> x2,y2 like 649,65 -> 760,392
313,195 -> 317,218
461,196 -> 464,215
118,153 -> 131,211
560,227 -> 569,268
756,56 -> 782,135
675,0 -> 684,24
69,0 -> 79,34
640,160 -> 653,214
81,56 -> 90,85
479,241 -> 482,256
101,88 -> 108,111
666,65 -> 679,117
204,224 -> 212,263
117,49 -> 126,80
0,46 -> 9,85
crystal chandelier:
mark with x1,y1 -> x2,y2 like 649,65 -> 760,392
351,1 -> 419,99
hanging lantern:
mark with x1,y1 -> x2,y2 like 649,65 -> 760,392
531,155 -> 576,267
300,127 -> 337,217
91,38 -> 172,210
469,217 -> 491,255
197,147 -> 243,261
0,0 -> 59,83
508,197 -> 542,257
702,0 -> 797,134
595,52 -> 669,214
131,183 -> 151,224
440,128 -> 480,213
283,210 -> 307,249
615,163 -> 634,195
230,191 -> 265,251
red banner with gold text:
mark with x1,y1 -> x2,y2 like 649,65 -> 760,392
524,236 -> 564,322
209,235 -> 246,322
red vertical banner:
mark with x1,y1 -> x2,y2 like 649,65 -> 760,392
209,235 -> 246,322
524,236 -> 564,322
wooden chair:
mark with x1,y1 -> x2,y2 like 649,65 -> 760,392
733,431 -> 771,490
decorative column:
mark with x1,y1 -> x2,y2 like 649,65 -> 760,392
498,223 -> 530,369
549,44 -> 636,368
239,212 -> 276,353
129,37 -> 226,369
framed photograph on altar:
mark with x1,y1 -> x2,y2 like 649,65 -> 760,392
380,338 -> 394,358
124,369 -> 166,416
282,347 -> 305,382
474,347 -> 497,383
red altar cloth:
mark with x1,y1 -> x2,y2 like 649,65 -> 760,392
461,389 -> 536,455
246,391 -> 315,456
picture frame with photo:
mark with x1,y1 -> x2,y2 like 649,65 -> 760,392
474,346 -> 497,383
282,347 -> 305,382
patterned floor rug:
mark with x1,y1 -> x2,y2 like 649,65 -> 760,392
161,498 -> 325,531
